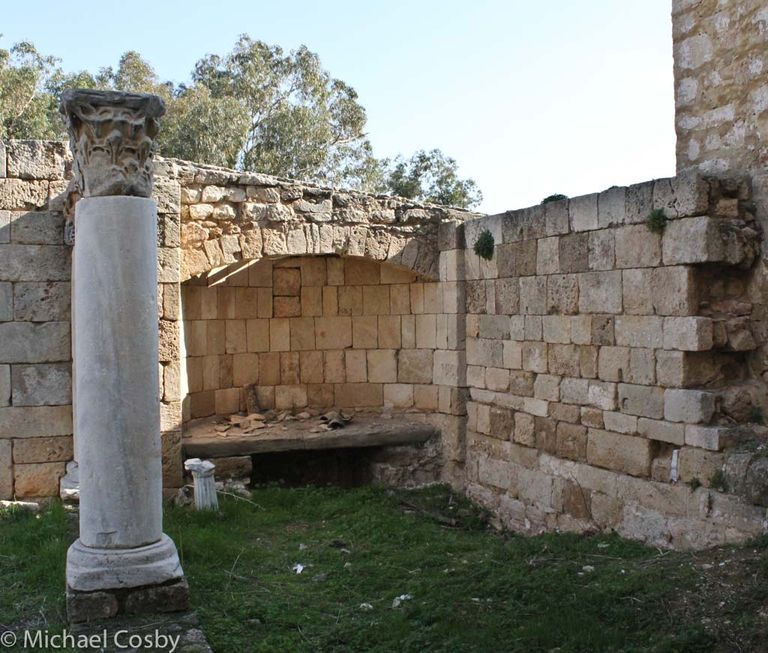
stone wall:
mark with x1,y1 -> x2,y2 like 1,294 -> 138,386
672,0 -> 767,176
0,141 -> 73,499
181,255 -> 446,417
453,172 -> 767,548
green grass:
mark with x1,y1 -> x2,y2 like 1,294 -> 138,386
2,486 -> 768,652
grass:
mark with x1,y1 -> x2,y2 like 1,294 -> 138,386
2,485 -> 768,652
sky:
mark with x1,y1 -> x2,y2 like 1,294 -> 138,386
1,0 -> 676,213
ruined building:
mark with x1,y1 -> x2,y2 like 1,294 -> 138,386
1,0 -> 766,548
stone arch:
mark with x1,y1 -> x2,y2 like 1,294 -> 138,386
168,159 -> 472,283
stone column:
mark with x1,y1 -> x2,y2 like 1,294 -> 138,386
60,90 -> 188,622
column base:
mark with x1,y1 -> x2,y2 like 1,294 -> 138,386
66,534 -> 184,592
66,577 -> 190,624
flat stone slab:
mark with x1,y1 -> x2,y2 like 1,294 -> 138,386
182,414 -> 438,459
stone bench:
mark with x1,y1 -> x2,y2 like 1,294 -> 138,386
181,415 -> 439,459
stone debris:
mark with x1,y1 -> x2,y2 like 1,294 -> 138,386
392,594 -> 413,608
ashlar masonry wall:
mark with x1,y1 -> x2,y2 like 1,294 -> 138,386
455,172 -> 766,549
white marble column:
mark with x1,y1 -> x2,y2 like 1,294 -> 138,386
60,90 -> 185,596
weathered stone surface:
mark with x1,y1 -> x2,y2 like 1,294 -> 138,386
13,435 -> 73,463
12,363 -> 72,406
0,405 -> 72,438
0,322 -> 70,362
13,281 -> 71,321
0,244 -> 70,281
14,461 -> 66,496
587,428 -> 652,477
10,210 -> 64,244
0,178 -> 49,209
7,141 -> 68,180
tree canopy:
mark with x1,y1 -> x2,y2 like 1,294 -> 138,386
0,35 -> 482,208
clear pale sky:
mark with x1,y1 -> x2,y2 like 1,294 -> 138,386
2,0 -> 676,213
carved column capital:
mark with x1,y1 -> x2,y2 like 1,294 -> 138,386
59,89 -> 166,198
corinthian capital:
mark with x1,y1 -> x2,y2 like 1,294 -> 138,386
59,89 -> 166,198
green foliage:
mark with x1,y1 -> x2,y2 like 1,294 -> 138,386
687,477 -> 702,491
542,193 -> 568,204
710,469 -> 729,493
0,35 -> 481,199
646,208 -> 668,233
473,228 -> 495,260
7,486 -> 768,651
382,148 -> 482,208
749,406 -> 765,425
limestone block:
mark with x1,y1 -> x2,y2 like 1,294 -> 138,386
413,384 -> 438,410
0,141 -> 5,178
497,208 -> 538,243
652,266 -> 697,316
603,411 -> 637,434
14,461 -> 65,497
578,271 -> 622,314
353,315 -> 378,348
628,348 -> 655,385
637,418 -> 685,445
497,239 -> 537,277
6,141 -> 67,180
488,407 -> 514,440
614,225 -> 661,268
544,199 -> 569,236
496,279 -> 520,315
0,244 -> 70,281
215,388 -> 240,414
550,402 -> 580,423
0,439 -> 11,499
558,232 -> 589,273
546,275 -> 579,314
560,378 -> 589,405
11,363 -> 71,406
580,345 -> 598,379
614,316 -> 663,348
10,211 -> 64,244
275,385 -> 308,409
384,383 -> 414,408
478,314 -> 509,340
13,435 -> 73,463
533,374 -> 559,401
153,177 -> 181,214
598,186 -> 626,228
434,350 -> 465,386
334,383 -> 383,408
315,316 -> 352,350
556,422 -> 587,460
661,216 -> 754,266
587,429 -> 652,477
536,236 -> 560,275
620,268 -> 652,315
588,229 -> 615,270
519,276 -> 547,314
678,447 -> 723,484
246,319 -> 270,352
0,322 -> 70,363
363,285 -> 390,314
525,316 -> 542,340
542,315 -> 571,344
587,380 -> 617,410
597,346 -> 630,382
663,316 -> 713,351
570,315 -> 591,344
548,344 -> 580,376
591,315 -> 614,345
569,193 -> 598,232
0,179 -> 49,210
0,282 -> 11,321
367,349 -> 397,383
280,352 -> 300,385
502,341 -> 522,369
652,171 -> 709,218
397,349 -> 433,384
581,406 -> 604,428
467,338 -> 502,367
685,425 -> 727,451
664,388 -> 716,424
618,384 -> 664,419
